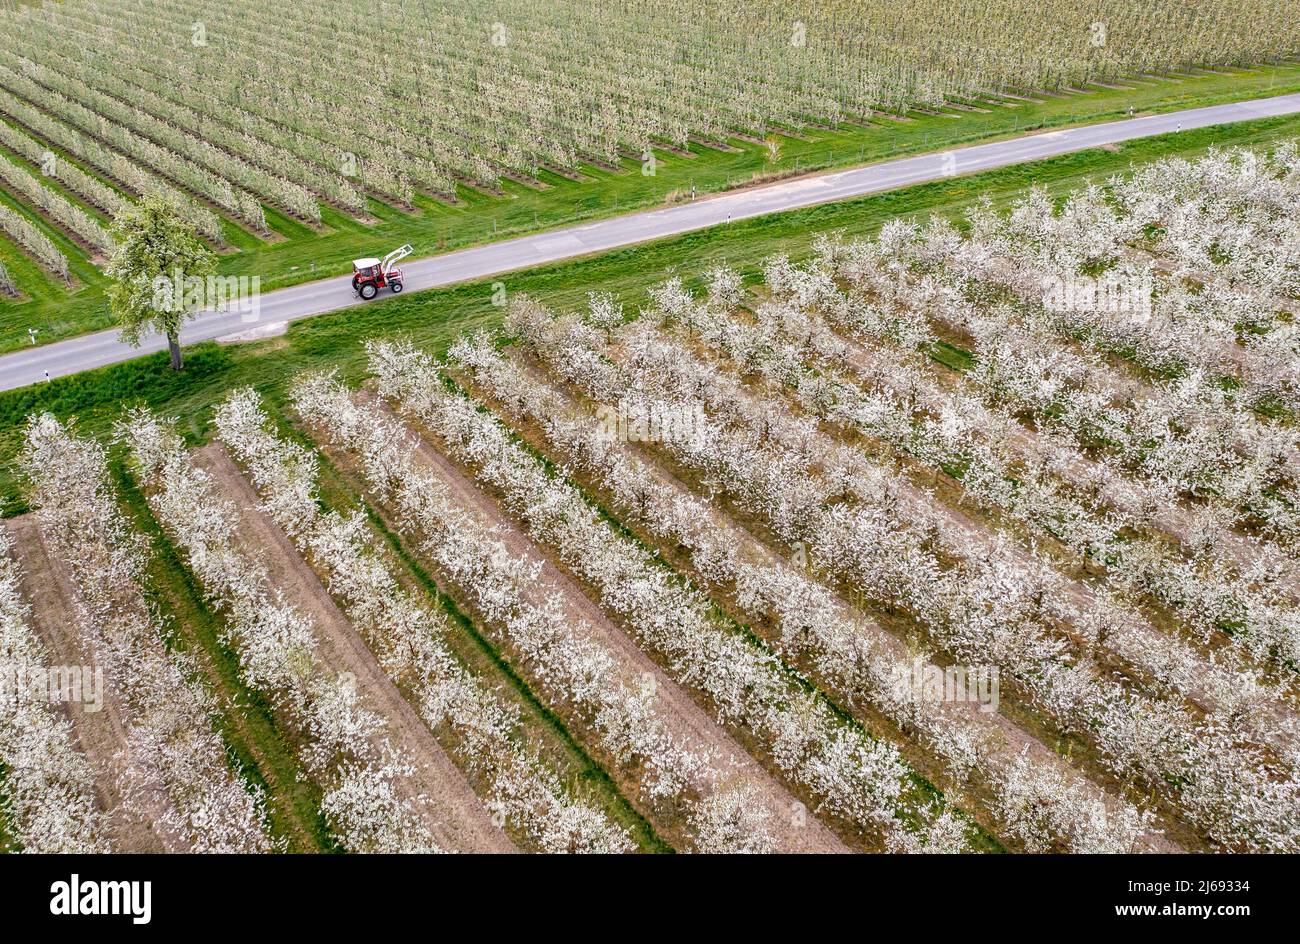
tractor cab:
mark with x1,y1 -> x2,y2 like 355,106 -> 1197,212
351,244 -> 412,299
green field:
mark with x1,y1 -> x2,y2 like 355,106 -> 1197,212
2,63 -> 1300,355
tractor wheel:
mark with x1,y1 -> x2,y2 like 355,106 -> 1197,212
351,275 -> 360,292
359,282 -> 378,300
390,281 -> 403,294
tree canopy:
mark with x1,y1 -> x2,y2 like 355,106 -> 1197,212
105,195 -> 216,369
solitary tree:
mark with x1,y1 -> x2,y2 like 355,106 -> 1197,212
105,195 -> 215,371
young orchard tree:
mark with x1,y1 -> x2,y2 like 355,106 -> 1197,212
105,195 -> 216,371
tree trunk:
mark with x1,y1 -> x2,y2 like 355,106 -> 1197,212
167,332 -> 182,371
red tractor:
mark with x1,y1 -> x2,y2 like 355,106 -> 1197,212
352,244 -> 412,299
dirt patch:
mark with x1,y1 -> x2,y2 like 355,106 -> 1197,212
1,517 -> 178,852
190,443 -> 516,854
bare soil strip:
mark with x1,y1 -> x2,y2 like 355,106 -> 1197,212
191,443 -> 516,854
1,516 -> 176,852
349,395 -> 848,853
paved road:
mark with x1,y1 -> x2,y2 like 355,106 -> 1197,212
4,91 -> 1300,392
